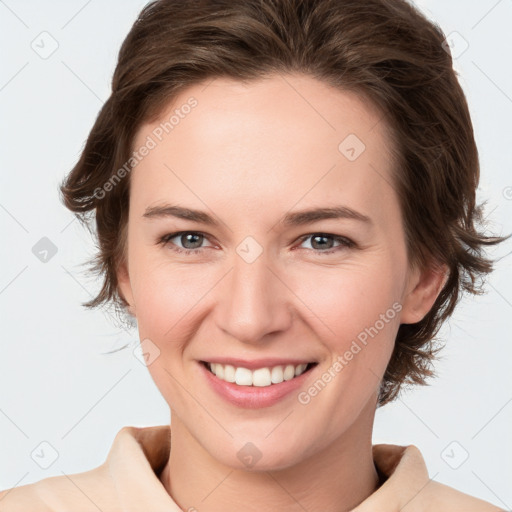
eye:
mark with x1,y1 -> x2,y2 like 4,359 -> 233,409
296,233 -> 355,254
157,231 -> 356,256
158,231 -> 214,255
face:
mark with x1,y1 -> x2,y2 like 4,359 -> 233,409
117,73 -> 441,470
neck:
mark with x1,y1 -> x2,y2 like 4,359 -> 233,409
160,399 -> 381,512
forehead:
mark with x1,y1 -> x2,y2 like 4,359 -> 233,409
130,73 -> 398,225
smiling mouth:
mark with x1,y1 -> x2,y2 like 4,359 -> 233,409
201,361 -> 317,387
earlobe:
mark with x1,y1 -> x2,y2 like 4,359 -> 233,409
116,261 -> 136,316
400,262 -> 449,325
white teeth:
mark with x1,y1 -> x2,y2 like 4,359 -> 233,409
224,364 -> 236,383
252,368 -> 271,387
235,367 -> 253,386
283,364 -> 296,381
215,364 -> 224,379
295,363 -> 307,376
271,366 -> 284,384
207,362 -> 311,387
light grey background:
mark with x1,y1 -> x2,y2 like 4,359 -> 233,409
1,0 -> 511,508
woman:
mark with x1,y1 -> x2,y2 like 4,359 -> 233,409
0,0 -> 508,510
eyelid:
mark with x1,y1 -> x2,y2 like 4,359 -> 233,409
295,233 -> 356,252
158,231 -> 217,250
158,230 -> 356,255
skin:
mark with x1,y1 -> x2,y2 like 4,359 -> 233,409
117,73 -> 447,511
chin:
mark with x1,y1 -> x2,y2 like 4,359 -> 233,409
204,430 -> 317,473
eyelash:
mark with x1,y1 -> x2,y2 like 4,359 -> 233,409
157,231 -> 356,256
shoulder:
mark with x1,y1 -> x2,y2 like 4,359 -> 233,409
423,479 -> 505,512
366,443 -> 505,512
404,443 -> 504,511
0,457 -> 118,511
0,483 -> 44,511
0,425 -> 171,512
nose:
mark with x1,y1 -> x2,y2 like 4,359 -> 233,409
214,252 -> 293,345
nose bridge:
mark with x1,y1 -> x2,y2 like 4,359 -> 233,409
215,248 -> 291,344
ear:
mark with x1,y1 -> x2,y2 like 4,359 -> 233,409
117,260 -> 136,317
400,260 -> 449,325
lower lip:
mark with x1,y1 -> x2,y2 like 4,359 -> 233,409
199,362 -> 315,409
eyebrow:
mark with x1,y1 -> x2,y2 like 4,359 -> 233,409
142,204 -> 372,227
280,206 -> 372,227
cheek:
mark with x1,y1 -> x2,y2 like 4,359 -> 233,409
289,260 -> 402,405
290,259 -> 402,343
132,262 -> 213,342
129,245 -> 403,434
131,247 -> 404,349
292,266 -> 401,424
129,260 -> 214,410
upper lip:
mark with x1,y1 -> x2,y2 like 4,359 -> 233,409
201,357 -> 316,370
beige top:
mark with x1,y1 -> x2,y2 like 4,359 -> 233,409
0,424 -> 504,511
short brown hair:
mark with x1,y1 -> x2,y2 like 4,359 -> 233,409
59,0 -> 509,406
